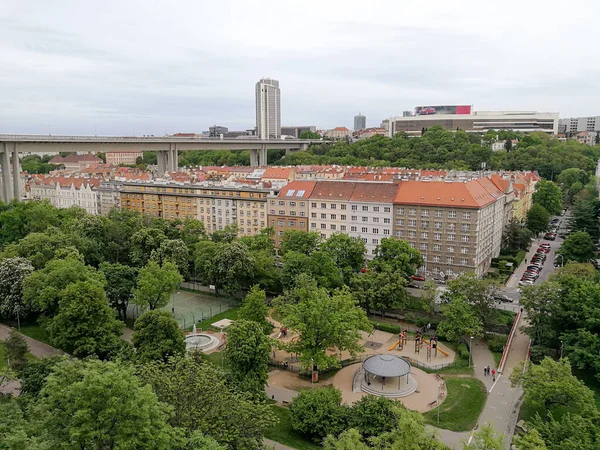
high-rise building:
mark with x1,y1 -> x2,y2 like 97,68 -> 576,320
559,116 -> 600,135
354,113 -> 366,131
255,78 -> 281,139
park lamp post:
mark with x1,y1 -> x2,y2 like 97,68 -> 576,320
437,384 -> 441,425
468,336 -> 474,368
560,340 -> 564,359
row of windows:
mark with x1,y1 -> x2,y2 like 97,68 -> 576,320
308,203 -> 391,213
240,220 -> 266,227
416,243 -> 470,253
272,200 -> 307,207
272,210 -> 306,217
310,223 -> 391,235
395,230 -> 471,242
396,220 -> 471,231
396,208 -> 472,219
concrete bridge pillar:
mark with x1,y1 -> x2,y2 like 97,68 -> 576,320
12,143 -> 20,200
167,143 -> 178,172
259,144 -> 268,166
1,144 -> 12,203
157,151 -> 168,176
250,149 -> 259,167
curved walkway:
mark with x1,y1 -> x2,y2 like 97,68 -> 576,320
0,324 -> 63,357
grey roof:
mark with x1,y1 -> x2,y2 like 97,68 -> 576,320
362,354 -> 411,378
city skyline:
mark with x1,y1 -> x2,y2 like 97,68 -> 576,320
1,0 -> 600,136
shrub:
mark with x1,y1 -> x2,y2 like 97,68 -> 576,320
373,322 -> 401,334
289,387 -> 349,442
347,396 -> 400,439
457,343 -> 469,360
485,334 -> 508,353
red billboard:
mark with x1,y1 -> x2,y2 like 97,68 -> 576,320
414,105 -> 472,116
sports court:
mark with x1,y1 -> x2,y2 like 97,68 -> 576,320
128,289 -> 236,328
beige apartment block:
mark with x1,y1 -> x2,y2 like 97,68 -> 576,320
268,181 -> 316,248
308,181 -> 398,256
393,179 -> 505,278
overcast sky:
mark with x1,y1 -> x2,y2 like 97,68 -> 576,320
1,0 -> 599,135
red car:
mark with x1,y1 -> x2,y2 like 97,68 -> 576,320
411,275 -> 425,282
537,247 -> 550,253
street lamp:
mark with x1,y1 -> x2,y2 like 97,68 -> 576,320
560,340 -> 564,359
437,384 -> 441,425
468,336 -> 474,368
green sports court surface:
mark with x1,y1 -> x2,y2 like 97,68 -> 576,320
128,289 -> 235,328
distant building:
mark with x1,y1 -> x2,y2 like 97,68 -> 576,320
559,116 -> 600,135
575,131 -> 598,146
281,126 -> 317,138
49,154 -> 103,171
98,180 -> 123,215
29,175 -> 101,215
388,106 -> 559,135
355,128 -> 387,140
255,78 -> 281,139
106,152 -> 142,165
208,126 -> 229,137
325,127 -> 351,139
354,113 -> 366,131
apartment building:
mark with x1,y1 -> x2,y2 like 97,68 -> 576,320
268,181 -> 316,248
29,176 -> 101,215
308,181 -> 397,256
49,154 -> 103,171
392,179 -> 505,277
106,151 -> 143,165
119,182 -> 275,235
98,180 -> 123,215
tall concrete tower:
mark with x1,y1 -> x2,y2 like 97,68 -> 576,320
255,78 -> 281,139
354,112 -> 366,131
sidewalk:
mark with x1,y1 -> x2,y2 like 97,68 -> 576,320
0,324 -> 63,358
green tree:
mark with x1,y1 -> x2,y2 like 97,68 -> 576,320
22,255 -> 105,315
137,354 -> 277,450
351,268 -> 409,315
510,358 -> 596,417
224,319 -> 271,399
369,237 -> 424,276
324,428 -> 369,450
300,130 -> 322,139
180,218 -> 206,248
150,238 -> 190,278
212,241 -> 256,297
17,356 -> 65,397
47,280 -> 123,359
4,329 -> 29,371
463,424 -> 504,450
569,195 -> 599,240
238,285 -> 272,334
99,262 -> 137,320
0,398 -> 45,449
533,180 -> 563,215
193,239 -> 219,285
0,257 -> 34,326
502,218 -> 532,251
446,273 -> 498,326
132,310 -> 186,363
557,168 -> 589,191
504,139 -> 513,152
519,282 -> 561,347
185,432 -> 227,450
275,275 -> 370,371
347,396 -> 399,439
437,297 -> 483,343
0,201 -> 61,246
34,359 -> 180,449
281,250 -> 344,290
279,230 -> 321,255
526,204 -> 550,235
513,429 -> 548,450
130,227 -> 166,266
289,387 -> 348,442
321,233 -> 367,284
210,223 -> 238,243
558,231 -> 595,263
132,261 -> 183,310
369,407 -> 446,450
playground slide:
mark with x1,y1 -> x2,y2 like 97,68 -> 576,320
422,338 -> 450,357
388,341 -> 400,351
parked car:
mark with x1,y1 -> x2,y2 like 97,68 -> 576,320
411,275 -> 425,281
544,233 -> 557,241
494,294 -> 513,303
539,243 -> 551,249
527,265 -> 541,272
519,279 -> 535,286
537,247 -> 550,253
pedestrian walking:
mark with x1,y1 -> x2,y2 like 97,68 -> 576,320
483,367 -> 487,376
491,368 -> 496,381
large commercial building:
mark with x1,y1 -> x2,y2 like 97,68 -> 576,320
255,78 -> 281,139
281,126 -> 317,138
559,116 -> 600,135
354,113 -> 366,131
388,106 -> 559,136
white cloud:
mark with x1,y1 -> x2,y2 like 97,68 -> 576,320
0,0 -> 599,134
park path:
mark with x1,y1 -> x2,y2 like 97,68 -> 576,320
0,324 -> 63,357
264,438 -> 296,450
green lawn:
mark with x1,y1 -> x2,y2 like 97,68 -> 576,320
18,324 -> 52,345
264,405 -> 321,450
492,352 -> 503,368
192,307 -> 239,332
423,376 -> 487,431
204,350 -> 224,367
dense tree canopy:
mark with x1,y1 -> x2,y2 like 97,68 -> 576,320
133,310 -> 186,363
526,204 -> 550,235
558,231 -> 595,263
532,180 -> 563,216
132,261 -> 183,310
0,257 -> 34,323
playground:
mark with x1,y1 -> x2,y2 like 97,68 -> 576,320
267,320 -> 455,413
128,289 -> 236,328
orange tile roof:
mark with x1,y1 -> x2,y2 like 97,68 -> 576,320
277,180 -> 317,199
263,167 -> 294,179
311,181 -> 357,201
349,183 -> 399,203
394,179 -> 500,208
